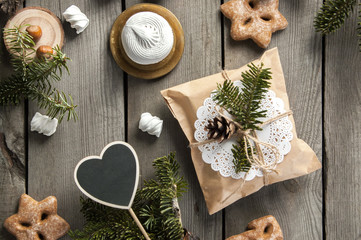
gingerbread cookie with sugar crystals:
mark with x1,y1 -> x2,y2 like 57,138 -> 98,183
226,215 -> 283,240
3,194 -> 70,240
221,0 -> 288,48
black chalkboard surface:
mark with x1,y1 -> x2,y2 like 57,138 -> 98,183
74,141 -> 139,209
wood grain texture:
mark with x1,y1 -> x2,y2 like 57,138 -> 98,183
2,0 -> 360,239
25,0 -> 125,234
4,6 -> 65,58
324,6 -> 361,239
0,106 -> 25,240
126,0 -> 223,239
223,1 -> 323,239
0,11 -> 25,240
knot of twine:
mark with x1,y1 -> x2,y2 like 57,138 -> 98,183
190,70 -> 293,204
190,108 -> 292,174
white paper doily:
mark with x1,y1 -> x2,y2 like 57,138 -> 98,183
194,81 -> 293,181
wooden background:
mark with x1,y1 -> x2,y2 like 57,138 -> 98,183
0,0 -> 360,239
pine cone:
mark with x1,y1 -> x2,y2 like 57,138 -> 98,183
206,116 -> 237,143
0,0 -> 23,14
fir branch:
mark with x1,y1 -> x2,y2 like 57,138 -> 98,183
137,153 -> 187,240
3,25 -> 34,78
232,138 -> 252,173
0,74 -> 29,104
314,0 -> 357,34
69,153 -> 188,240
29,87 -> 77,122
213,63 -> 271,131
1,25 -> 77,122
0,74 -> 77,122
238,63 -> 271,130
212,64 -> 272,173
152,152 -> 188,198
212,79 -> 243,118
3,25 -> 35,57
27,46 -> 69,90
68,197 -> 144,240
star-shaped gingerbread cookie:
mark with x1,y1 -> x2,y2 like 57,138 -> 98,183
4,194 -> 70,240
221,0 -> 288,48
226,215 -> 283,240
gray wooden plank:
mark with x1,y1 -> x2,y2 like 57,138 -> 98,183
324,5 -> 361,239
0,107 -> 25,240
126,0 -> 223,239
25,0 -> 125,236
223,1 -> 323,239
0,11 -> 26,239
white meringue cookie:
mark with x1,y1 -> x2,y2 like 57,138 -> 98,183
63,5 -> 89,34
121,11 -> 174,65
31,112 -> 58,136
139,112 -> 163,137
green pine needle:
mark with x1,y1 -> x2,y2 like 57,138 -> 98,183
212,63 -> 272,173
232,138 -> 252,173
0,25 -> 77,122
69,153 -> 188,240
213,63 -> 271,131
314,0 -> 357,34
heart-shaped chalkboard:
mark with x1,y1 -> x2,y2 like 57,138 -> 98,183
74,141 -> 139,209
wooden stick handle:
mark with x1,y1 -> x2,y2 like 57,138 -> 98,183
128,208 -> 151,240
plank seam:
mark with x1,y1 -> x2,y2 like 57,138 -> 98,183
221,0 -> 225,239
23,0 -> 28,197
321,33 -> 326,240
24,100 -> 28,193
221,0 -> 225,70
23,0 -> 28,192
122,0 -> 128,142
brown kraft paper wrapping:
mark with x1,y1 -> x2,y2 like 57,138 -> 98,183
160,48 -> 321,215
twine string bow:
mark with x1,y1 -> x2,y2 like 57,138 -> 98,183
190,70 -> 293,204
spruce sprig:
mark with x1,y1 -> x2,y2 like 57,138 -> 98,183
238,63 -> 271,130
212,63 -> 271,173
69,198 -> 144,240
0,25 -> 77,122
4,25 -> 35,60
68,153 -> 188,240
27,46 -> 69,89
136,152 -> 187,240
314,0 -> 357,34
232,138 -> 252,173
212,79 -> 243,119
213,63 -> 271,131
30,87 -> 77,122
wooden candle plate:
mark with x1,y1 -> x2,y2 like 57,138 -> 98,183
4,7 -> 64,58
110,3 -> 185,80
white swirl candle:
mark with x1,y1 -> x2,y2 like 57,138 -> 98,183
121,11 -> 174,65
